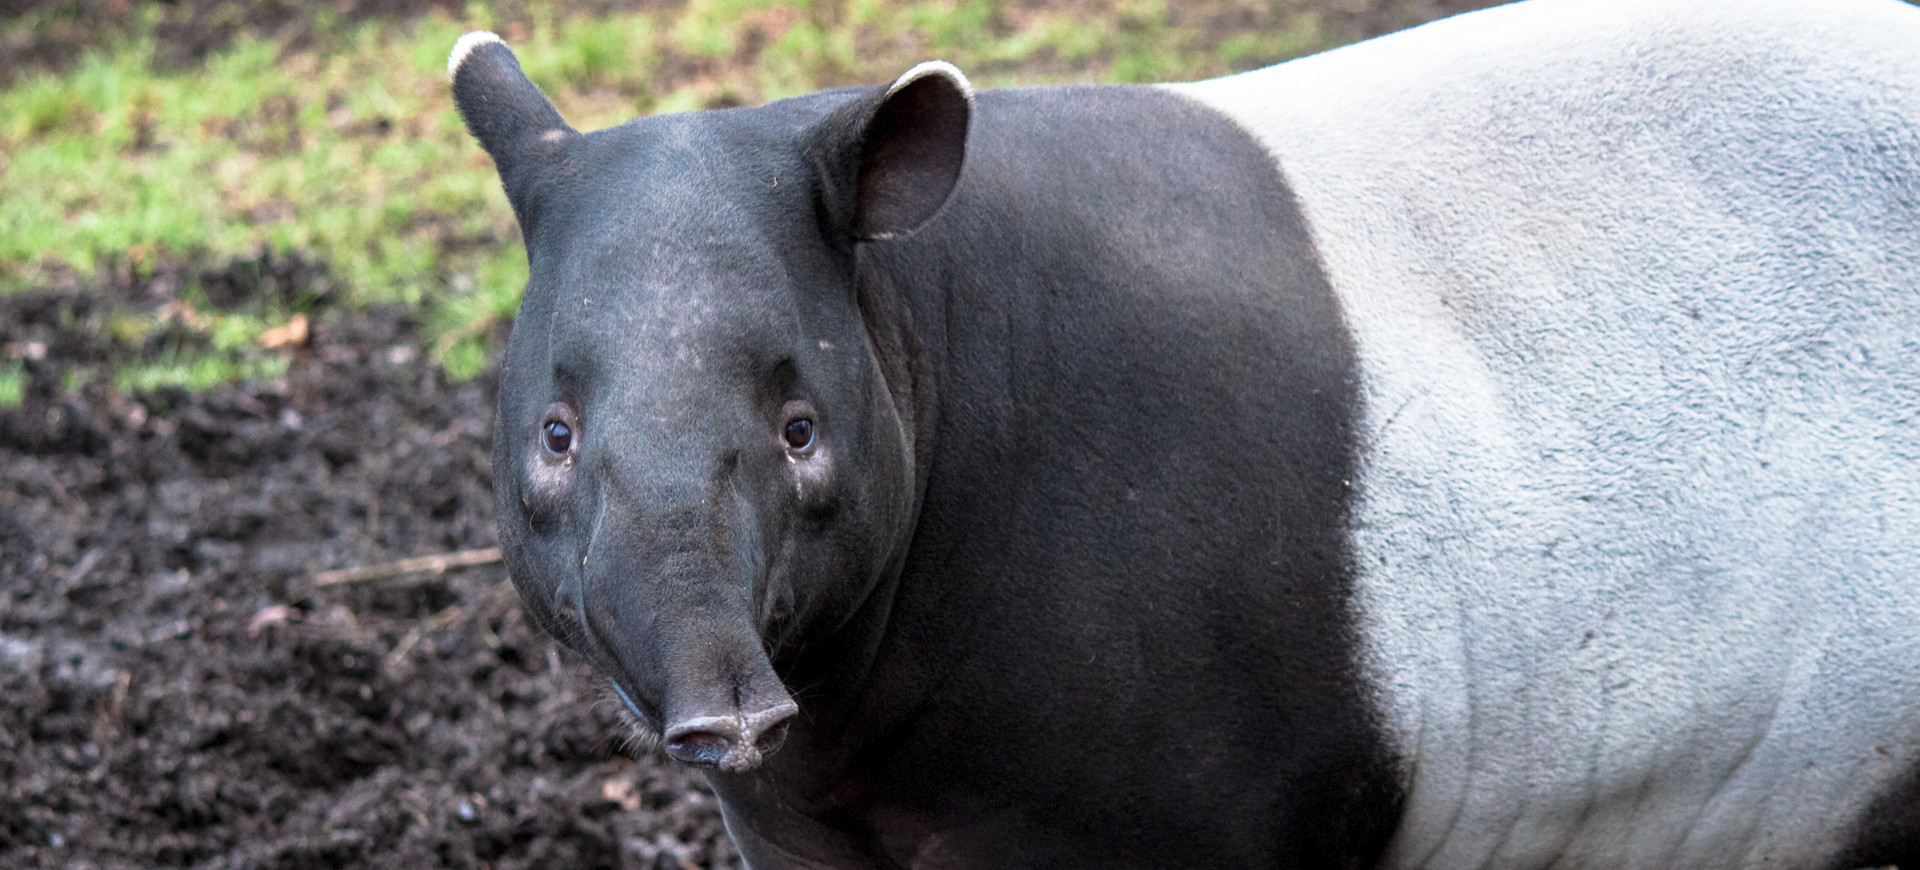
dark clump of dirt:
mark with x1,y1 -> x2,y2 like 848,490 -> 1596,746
0,0 -> 663,85
1,0 -> 448,82
0,264 -> 740,869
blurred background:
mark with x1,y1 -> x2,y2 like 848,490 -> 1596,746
0,1 -> 1495,867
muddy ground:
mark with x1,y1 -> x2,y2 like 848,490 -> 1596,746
0,257 -> 739,869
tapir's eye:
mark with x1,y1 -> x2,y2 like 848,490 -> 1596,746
783,417 -> 815,450
542,419 -> 573,455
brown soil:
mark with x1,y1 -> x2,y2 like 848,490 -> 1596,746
0,259 -> 740,869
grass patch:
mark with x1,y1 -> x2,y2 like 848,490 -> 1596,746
115,353 -> 292,395
0,361 -> 24,409
1,0 -> 1394,391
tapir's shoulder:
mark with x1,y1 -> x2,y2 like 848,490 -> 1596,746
1160,0 -> 1920,303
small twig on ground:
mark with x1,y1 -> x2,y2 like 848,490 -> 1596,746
58,548 -> 103,593
311,547 -> 502,587
473,581 -> 518,650
384,580 -> 522,674
384,604 -> 466,673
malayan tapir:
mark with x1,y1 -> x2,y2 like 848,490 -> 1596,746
452,0 -> 1920,865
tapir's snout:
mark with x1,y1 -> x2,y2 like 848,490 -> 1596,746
598,602 -> 801,773
575,470 -> 801,775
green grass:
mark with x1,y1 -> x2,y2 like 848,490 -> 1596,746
0,0 -> 1363,390
115,353 -> 292,394
0,361 -> 24,409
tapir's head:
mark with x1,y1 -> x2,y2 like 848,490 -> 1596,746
450,33 -> 969,773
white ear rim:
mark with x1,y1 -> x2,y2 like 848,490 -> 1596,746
448,31 -> 504,83
886,60 -> 974,103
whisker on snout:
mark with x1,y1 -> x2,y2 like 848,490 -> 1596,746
596,684 -> 662,757
783,674 -> 831,711
540,608 -> 593,659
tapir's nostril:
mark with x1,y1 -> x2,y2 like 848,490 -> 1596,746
754,715 -> 793,755
664,726 -> 740,768
663,701 -> 800,773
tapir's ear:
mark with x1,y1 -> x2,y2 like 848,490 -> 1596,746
809,61 -> 972,242
448,32 -> 577,229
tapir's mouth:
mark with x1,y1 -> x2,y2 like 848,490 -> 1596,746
609,681 -> 797,774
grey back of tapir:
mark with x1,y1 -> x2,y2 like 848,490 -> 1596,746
454,0 -> 1920,866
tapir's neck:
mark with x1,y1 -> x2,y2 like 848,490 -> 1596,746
734,83 -> 1407,866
